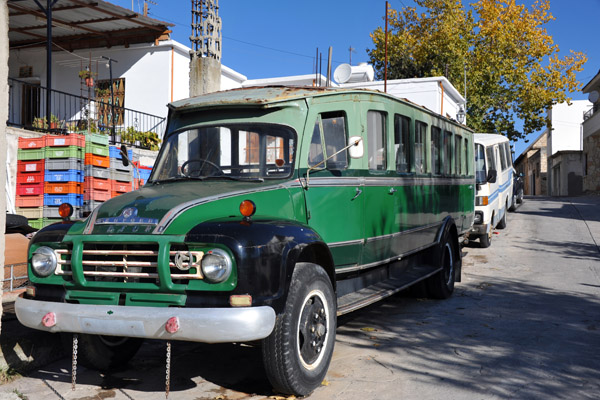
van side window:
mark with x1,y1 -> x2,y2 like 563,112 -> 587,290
394,114 -> 410,173
499,143 -> 507,171
431,126 -> 442,175
368,111 -> 387,171
309,112 -> 348,170
443,130 -> 452,175
505,142 -> 513,167
486,146 -> 496,173
475,143 -> 486,183
415,121 -> 427,174
454,135 -> 462,175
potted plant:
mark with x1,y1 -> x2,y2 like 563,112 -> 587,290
49,114 -> 60,129
32,116 -> 47,131
78,69 -> 96,87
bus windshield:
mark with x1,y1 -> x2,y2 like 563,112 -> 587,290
151,123 -> 296,182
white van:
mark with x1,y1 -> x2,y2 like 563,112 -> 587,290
469,134 -> 514,247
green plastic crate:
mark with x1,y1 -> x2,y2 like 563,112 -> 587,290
17,148 -> 46,161
85,132 -> 110,146
85,142 -> 110,157
29,218 -> 62,230
46,146 -> 84,159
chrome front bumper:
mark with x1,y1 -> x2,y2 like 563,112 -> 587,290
15,295 -> 276,343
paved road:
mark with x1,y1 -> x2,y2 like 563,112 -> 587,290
1,196 -> 599,399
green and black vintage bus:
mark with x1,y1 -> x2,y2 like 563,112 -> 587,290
16,87 -> 475,396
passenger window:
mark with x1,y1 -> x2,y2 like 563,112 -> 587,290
464,138 -> 469,175
486,146 -> 496,172
443,130 -> 452,175
394,114 -> 410,173
322,112 -> 348,170
455,135 -> 462,175
505,142 -> 513,167
431,127 -> 442,175
415,121 -> 427,174
368,111 -> 387,171
499,143 -> 507,171
308,119 -> 324,167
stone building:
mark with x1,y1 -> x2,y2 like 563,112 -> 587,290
582,70 -> 600,193
514,131 -> 548,196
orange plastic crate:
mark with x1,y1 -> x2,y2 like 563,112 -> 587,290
45,133 -> 85,148
18,136 -> 45,149
85,153 -> 110,168
111,180 -> 131,193
16,194 -> 43,208
45,181 -> 83,195
84,189 -> 111,201
84,177 -> 110,191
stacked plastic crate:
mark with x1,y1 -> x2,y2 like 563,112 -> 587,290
83,133 -> 111,215
109,145 -> 134,198
44,134 -> 85,222
15,137 -> 46,229
134,162 -> 152,189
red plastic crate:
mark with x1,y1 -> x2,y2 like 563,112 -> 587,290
16,194 -> 43,208
17,160 -> 45,173
84,189 -> 111,201
17,171 -> 44,184
85,153 -> 110,168
16,182 -> 44,196
84,177 -> 110,192
45,181 -> 82,195
111,180 -> 132,193
18,136 -> 45,149
45,133 -> 85,148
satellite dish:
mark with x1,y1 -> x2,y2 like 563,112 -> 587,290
589,90 -> 599,103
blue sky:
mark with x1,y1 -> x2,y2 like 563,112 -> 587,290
111,0 -> 599,157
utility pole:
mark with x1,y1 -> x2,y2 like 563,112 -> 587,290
190,0 -> 222,96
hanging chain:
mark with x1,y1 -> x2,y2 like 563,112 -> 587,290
165,341 -> 171,398
71,333 -> 78,391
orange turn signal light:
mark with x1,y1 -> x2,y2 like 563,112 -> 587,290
58,203 -> 74,218
239,200 -> 256,218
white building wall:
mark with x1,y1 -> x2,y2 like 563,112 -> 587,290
548,100 -> 591,155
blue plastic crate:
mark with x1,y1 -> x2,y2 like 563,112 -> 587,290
109,145 -> 133,160
134,168 -> 152,181
44,193 -> 83,207
44,169 -> 84,183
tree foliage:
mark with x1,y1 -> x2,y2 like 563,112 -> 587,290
367,0 -> 587,141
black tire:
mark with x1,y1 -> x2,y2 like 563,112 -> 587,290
517,189 -> 524,204
64,333 -> 143,371
262,262 -> 336,396
479,231 -> 492,248
426,227 -> 458,299
496,203 -> 507,229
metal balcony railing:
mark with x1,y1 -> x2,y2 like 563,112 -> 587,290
7,78 -> 166,149
583,104 -> 598,122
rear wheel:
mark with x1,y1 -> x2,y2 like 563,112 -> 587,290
497,202 -> 507,229
426,227 -> 458,299
64,334 -> 143,371
262,262 -> 336,396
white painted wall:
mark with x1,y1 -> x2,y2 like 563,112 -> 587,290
548,100 -> 591,155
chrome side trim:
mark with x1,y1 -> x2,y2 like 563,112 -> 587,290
328,239 -> 364,248
364,222 -> 442,244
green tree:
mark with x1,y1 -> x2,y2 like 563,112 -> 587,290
368,0 -> 587,141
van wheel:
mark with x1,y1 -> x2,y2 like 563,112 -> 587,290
497,202 -> 507,229
63,333 -> 143,371
426,228 -> 457,299
262,263 -> 336,396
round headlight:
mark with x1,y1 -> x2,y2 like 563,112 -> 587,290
31,246 -> 58,277
201,249 -> 232,283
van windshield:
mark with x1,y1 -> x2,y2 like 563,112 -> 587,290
475,143 -> 487,184
151,123 -> 296,182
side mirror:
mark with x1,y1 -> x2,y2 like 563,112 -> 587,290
348,136 -> 364,159
487,169 -> 497,183
120,144 -> 130,167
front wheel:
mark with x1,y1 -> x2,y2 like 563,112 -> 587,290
262,262 -> 336,396
426,227 -> 458,299
63,334 -> 143,371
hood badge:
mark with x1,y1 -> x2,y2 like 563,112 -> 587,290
96,207 -> 159,226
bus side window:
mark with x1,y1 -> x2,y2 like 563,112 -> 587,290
309,112 -> 349,170
464,137 -> 470,175
431,126 -> 442,175
455,135 -> 462,176
394,114 -> 410,173
443,130 -> 452,176
415,121 -> 427,174
367,111 -> 387,171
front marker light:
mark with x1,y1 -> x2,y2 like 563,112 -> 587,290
201,248 -> 232,283
31,246 -> 57,277
476,196 -> 489,206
